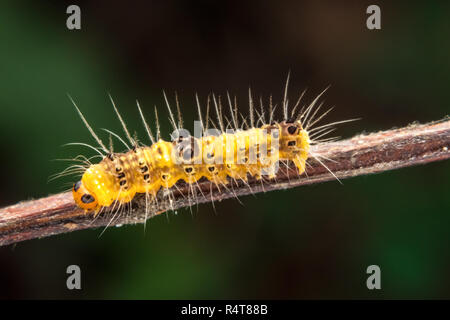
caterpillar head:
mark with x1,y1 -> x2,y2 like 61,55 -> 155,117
72,180 -> 99,211
73,163 -> 118,212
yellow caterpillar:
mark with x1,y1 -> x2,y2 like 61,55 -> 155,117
73,120 -> 310,213
62,78 -> 347,216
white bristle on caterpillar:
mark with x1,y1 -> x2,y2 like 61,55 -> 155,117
50,76 -> 357,226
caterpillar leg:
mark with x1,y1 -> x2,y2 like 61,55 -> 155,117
261,163 -> 278,180
293,157 -> 307,176
92,208 -> 99,217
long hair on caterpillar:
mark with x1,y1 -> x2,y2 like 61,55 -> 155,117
51,75 -> 357,229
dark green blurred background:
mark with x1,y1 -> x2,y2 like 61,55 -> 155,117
0,0 -> 449,299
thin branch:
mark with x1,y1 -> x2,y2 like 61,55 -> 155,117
0,118 -> 449,246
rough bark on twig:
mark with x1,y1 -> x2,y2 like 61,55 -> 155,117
0,118 -> 449,246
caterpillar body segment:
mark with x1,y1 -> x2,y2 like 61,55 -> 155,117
72,119 -> 310,214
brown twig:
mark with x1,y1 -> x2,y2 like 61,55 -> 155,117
0,118 -> 449,246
